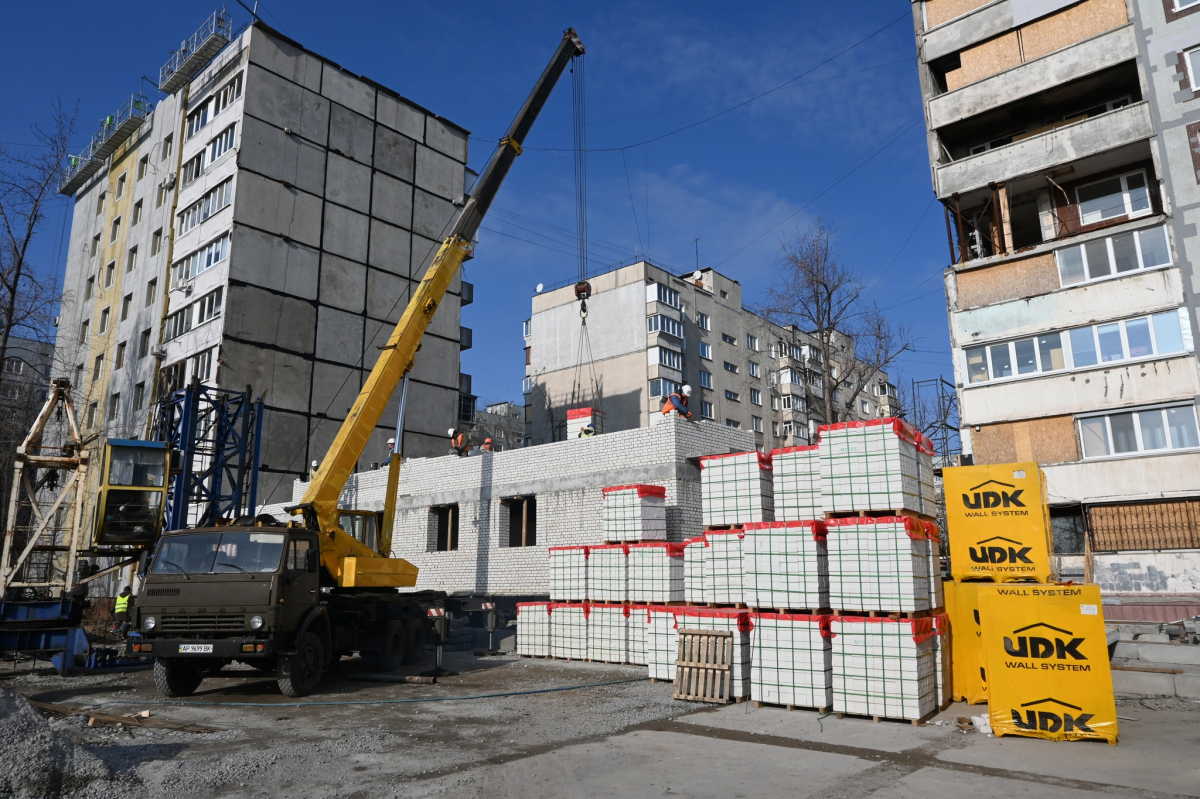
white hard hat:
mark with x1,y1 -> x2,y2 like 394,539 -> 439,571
682,385 -> 692,396
448,428 -> 456,436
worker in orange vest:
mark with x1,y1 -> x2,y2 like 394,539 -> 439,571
448,428 -> 469,457
481,438 -> 495,453
662,385 -> 692,420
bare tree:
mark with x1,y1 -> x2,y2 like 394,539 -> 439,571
759,220 -> 916,424
0,100 -> 77,382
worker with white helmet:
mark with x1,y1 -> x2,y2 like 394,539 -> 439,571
448,428 -> 469,457
662,384 -> 693,420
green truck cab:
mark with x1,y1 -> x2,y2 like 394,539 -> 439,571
136,523 -> 441,697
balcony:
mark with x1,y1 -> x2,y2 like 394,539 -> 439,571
158,9 -> 234,95
922,0 -> 1013,62
58,94 -> 153,196
459,326 -> 473,351
936,101 -> 1152,198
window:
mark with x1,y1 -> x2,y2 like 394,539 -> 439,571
1075,170 -> 1151,226
98,307 -> 110,334
1079,404 -> 1200,459
503,495 -> 537,547
747,334 -> 759,351
191,348 -> 215,381
104,261 -> 115,288
701,401 -> 714,419
179,201 -> 202,234
110,216 -> 121,243
522,319 -> 531,337
156,183 -> 168,208
139,329 -> 152,359
1062,97 -> 1130,122
92,354 -> 104,381
964,311 -> 1190,384
85,276 -> 95,301
196,287 -> 224,324
699,342 -> 712,360
126,246 -> 137,273
90,234 -> 100,257
725,389 -> 740,402
86,402 -> 98,429
161,135 -> 173,162
771,394 -> 780,410
649,378 -> 682,397
750,388 -> 762,405
79,320 -> 89,344
752,416 -> 763,433
782,395 -> 800,410
653,283 -> 681,309
432,504 -> 459,551
725,418 -> 741,429
748,361 -> 760,378
152,228 -> 163,255
969,131 -> 1025,155
134,382 -> 146,410
115,342 -> 126,369
782,422 -> 794,439
145,278 -> 157,307
132,200 -> 142,226
723,361 -> 738,374
647,314 -> 683,338
1056,226 -> 1170,286
212,73 -> 243,116
4,357 -> 22,374
137,155 -> 149,180
656,347 -> 682,371
108,393 -> 120,419
861,400 -> 870,415
172,234 -> 230,285
772,421 -> 780,436
719,290 -> 728,299
699,370 -> 713,389
115,173 -> 126,199
165,305 -> 193,341
186,103 -> 210,140
181,152 -> 205,186
696,312 -> 710,330
522,376 -> 533,394
96,192 -> 105,216
120,294 -> 132,321
209,124 -> 236,161
721,333 -> 736,345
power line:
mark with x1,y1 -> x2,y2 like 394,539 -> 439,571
866,197 -> 937,298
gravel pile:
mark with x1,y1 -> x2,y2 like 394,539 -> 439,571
0,687 -> 111,798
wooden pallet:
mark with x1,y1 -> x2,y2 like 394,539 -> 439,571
673,629 -> 734,704
517,654 -> 551,659
834,707 -> 939,726
832,609 -> 933,619
823,510 -> 935,523
703,525 -> 744,532
749,608 -> 832,616
754,701 -> 833,713
704,602 -> 749,609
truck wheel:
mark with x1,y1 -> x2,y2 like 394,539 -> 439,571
277,632 -> 324,697
403,621 -> 428,665
373,620 -> 407,672
153,658 -> 203,697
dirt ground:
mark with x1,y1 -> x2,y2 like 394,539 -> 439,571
3,652 -> 1199,799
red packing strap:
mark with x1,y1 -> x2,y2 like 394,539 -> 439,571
933,612 -> 950,636
812,521 -> 828,542
582,604 -> 592,620
622,605 -> 631,619
738,612 -> 753,633
903,516 -> 929,541
911,616 -> 935,645
819,616 -> 834,639
602,484 -> 666,498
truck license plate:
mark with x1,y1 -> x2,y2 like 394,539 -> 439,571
178,644 -> 213,654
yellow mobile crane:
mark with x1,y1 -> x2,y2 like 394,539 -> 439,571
134,30 -> 585,697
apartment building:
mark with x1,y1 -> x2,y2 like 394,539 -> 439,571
522,261 -> 897,447
912,0 -> 1200,589
472,401 -> 526,451
53,12 -> 474,507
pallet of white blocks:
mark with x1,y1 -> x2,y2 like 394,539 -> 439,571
672,607 -> 753,699
704,529 -> 745,606
589,603 -> 631,664
700,451 -> 774,527
549,545 -> 589,601
516,602 -> 551,658
771,445 -> 823,521
628,605 -> 647,666
933,613 -> 951,709
820,418 -> 933,516
629,542 -> 685,603
684,536 -> 707,605
566,406 -> 605,439
751,613 -> 833,710
831,615 -> 943,723
643,606 -> 680,681
602,484 -> 667,541
826,516 -> 934,614
588,544 -> 629,602
549,603 -> 589,660
742,521 -> 829,612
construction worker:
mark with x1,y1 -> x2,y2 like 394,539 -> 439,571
113,586 -> 133,634
578,423 -> 596,438
448,428 -> 469,457
481,438 -> 495,453
662,385 -> 693,420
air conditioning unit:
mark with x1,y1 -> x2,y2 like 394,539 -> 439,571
163,173 -> 176,190
152,346 -> 167,360
183,283 -> 193,296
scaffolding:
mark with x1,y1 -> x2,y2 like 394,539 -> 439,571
57,93 -> 154,196
911,377 -> 960,470
158,8 -> 234,95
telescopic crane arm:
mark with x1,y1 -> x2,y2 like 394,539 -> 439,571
291,29 -> 586,588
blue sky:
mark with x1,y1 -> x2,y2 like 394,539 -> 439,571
4,0 -> 951,407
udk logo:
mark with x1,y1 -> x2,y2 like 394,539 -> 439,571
969,536 -> 1034,564
1003,622 -> 1086,660
961,479 -> 1025,510
1010,697 -> 1095,733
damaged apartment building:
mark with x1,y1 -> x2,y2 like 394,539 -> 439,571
52,11 -> 474,508
912,0 -> 1200,591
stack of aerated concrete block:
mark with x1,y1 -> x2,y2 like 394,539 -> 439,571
549,603 -> 589,660
516,602 -> 551,657
825,516 -> 935,614
684,536 -> 707,605
742,521 -> 829,611
700,452 -> 774,527
751,614 -> 833,709
588,544 -> 629,602
820,419 -> 931,515
831,615 -> 941,721
589,604 -> 630,663
704,530 -> 746,605
629,542 -> 685,603
602,485 -> 667,541
549,546 -> 589,601
771,445 -> 823,520
644,606 -> 680,681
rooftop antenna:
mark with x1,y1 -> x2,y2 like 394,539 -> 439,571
694,237 -> 700,270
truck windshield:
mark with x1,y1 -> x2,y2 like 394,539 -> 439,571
151,532 -> 286,575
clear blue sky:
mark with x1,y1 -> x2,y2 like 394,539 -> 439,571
4,0 -> 951,408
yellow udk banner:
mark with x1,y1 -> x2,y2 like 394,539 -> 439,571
944,580 -> 987,704
943,462 -> 1056,583
978,583 -> 1117,745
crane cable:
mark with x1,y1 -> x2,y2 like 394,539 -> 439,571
568,51 -> 603,428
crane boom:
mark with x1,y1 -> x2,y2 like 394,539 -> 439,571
292,29 -> 586,588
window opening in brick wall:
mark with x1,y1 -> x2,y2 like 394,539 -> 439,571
503,495 -> 537,547
432,504 -> 459,551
